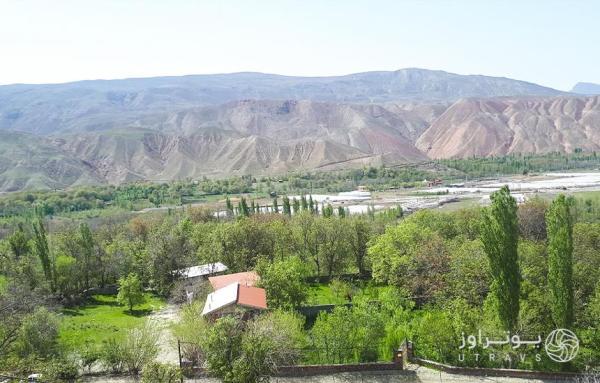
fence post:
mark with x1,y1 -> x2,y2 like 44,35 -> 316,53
177,339 -> 184,383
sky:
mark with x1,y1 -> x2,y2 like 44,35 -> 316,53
0,0 -> 598,91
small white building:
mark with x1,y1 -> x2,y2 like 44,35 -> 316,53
177,262 -> 228,282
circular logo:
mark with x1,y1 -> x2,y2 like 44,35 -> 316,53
545,329 -> 579,363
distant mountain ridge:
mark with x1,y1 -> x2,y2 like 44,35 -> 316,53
0,69 -> 597,192
0,68 -> 563,135
572,82 -> 600,95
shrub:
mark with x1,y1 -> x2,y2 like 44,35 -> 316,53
121,322 -> 160,375
141,362 -> 182,383
16,307 -> 60,358
100,338 -> 125,373
79,345 -> 101,373
42,356 -> 79,382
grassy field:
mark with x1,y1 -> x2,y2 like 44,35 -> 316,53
59,293 -> 166,351
306,282 -> 388,305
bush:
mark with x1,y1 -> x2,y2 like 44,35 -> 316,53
121,322 -> 160,375
100,337 -> 125,373
79,344 -> 101,373
16,307 -> 60,358
141,362 -> 182,383
42,356 -> 79,382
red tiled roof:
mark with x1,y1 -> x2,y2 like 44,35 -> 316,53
237,285 -> 267,310
209,271 -> 259,290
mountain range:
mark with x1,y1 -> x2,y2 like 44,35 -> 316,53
0,68 -> 598,191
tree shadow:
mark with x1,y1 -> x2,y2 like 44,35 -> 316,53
123,308 -> 153,317
61,308 -> 84,316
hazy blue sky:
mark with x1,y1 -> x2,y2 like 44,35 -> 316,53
1,0 -> 598,90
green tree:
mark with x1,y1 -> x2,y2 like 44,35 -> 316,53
480,186 -> 520,333
79,223 -> 95,289
16,307 -> 60,358
226,196 -> 234,216
7,224 -> 29,259
256,256 -> 308,309
272,198 -> 279,214
238,197 -> 250,217
117,273 -> 146,312
54,254 -> 79,300
369,221 -> 449,298
546,194 -> 574,328
349,217 -> 371,275
301,195 -> 308,211
292,198 -> 300,214
282,196 -> 291,216
203,316 -> 244,382
32,219 -> 53,291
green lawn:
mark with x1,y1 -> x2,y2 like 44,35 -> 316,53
306,281 -> 388,305
59,293 -> 166,351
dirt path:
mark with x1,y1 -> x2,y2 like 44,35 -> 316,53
147,303 -> 180,365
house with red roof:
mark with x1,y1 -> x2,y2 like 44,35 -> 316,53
208,271 -> 260,290
202,282 -> 267,317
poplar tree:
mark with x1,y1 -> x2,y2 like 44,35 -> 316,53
79,223 -> 95,289
292,198 -> 300,214
239,197 -> 250,217
481,186 -> 520,332
301,195 -> 308,211
282,196 -> 291,216
546,194 -> 574,328
32,219 -> 54,291
225,196 -> 234,216
273,198 -> 279,214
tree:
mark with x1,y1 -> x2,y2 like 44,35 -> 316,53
369,221 -> 449,299
282,196 -> 291,216
54,254 -> 79,300
518,197 -> 548,241
7,224 -> 29,259
292,198 -> 300,214
349,217 -> 371,275
203,316 -> 244,383
0,280 -> 41,358
480,186 -> 520,333
117,273 -> 145,312
226,196 -> 234,216
32,219 -> 54,291
16,307 -> 60,358
202,312 -> 304,383
79,223 -> 95,289
238,197 -> 251,217
546,194 -> 574,328
272,198 -> 279,214
256,256 -> 308,309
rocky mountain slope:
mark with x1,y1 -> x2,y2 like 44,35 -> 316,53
1,70 -> 598,192
416,96 -> 600,158
51,100 -> 438,184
